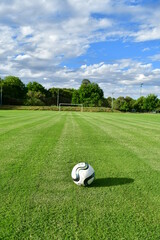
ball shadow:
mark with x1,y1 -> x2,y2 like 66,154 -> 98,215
91,177 -> 134,187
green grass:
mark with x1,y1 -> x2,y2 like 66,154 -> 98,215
0,111 -> 160,240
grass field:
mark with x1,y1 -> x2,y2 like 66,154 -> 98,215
0,110 -> 160,239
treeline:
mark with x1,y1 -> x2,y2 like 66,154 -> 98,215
0,76 -> 74,106
0,76 -> 160,112
112,95 -> 160,113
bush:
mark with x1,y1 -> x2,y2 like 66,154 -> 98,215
25,98 -> 45,106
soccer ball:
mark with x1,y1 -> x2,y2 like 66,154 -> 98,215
71,162 -> 95,186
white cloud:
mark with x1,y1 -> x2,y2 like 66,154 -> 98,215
35,59 -> 159,98
20,26 -> 34,36
142,47 -> 150,52
133,26 -> 160,42
150,54 -> 160,62
0,0 -> 160,99
15,54 -> 31,60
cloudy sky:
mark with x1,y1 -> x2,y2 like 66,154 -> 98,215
0,0 -> 160,98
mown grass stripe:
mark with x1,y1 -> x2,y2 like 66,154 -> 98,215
0,112 -> 68,239
71,112 -> 160,239
0,111 -> 60,136
81,113 -> 160,171
0,111 -> 160,239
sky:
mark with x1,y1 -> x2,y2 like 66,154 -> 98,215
0,0 -> 160,98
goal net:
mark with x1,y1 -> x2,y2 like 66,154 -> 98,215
59,103 -> 83,112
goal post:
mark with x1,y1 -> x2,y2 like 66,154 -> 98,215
59,103 -> 83,112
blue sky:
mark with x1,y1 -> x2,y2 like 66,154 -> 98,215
0,0 -> 160,98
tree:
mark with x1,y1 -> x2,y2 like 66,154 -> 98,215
27,82 -> 46,94
82,79 -> 91,85
25,82 -> 48,106
144,94 -> 158,112
114,97 -> 125,111
122,96 -> 135,112
105,97 -> 112,108
76,80 -> 104,107
134,96 -> 146,112
48,88 -> 58,105
60,88 -> 74,103
156,99 -> 160,113
72,90 -> 80,104
3,76 -> 26,105
25,90 -> 45,106
0,78 -> 3,105
49,88 -> 74,105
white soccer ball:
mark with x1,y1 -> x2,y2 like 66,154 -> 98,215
71,162 -> 95,186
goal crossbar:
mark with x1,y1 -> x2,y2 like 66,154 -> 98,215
59,103 -> 83,112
